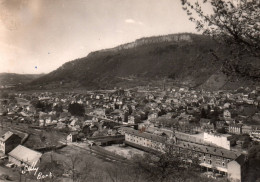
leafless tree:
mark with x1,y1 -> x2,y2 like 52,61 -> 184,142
77,157 -> 95,182
64,154 -> 81,182
181,0 -> 260,79
105,164 -> 144,182
133,144 -> 200,182
0,119 -> 3,130
106,165 -> 120,182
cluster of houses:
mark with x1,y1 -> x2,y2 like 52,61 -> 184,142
1,87 -> 259,133
0,86 -> 259,182
1,86 -> 259,142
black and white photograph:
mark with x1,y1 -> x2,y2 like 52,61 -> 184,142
0,0 -> 259,181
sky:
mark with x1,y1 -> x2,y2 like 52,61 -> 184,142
0,0 -> 199,74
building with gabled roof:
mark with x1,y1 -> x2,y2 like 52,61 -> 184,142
8,145 -> 42,167
227,154 -> 247,182
0,131 -> 21,154
67,131 -> 78,142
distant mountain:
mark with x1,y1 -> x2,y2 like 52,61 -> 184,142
30,33 -> 259,90
0,73 -> 44,87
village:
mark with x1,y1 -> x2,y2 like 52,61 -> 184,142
0,85 -> 260,181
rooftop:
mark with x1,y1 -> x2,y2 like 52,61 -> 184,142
0,131 -> 16,142
123,127 -> 241,159
8,145 -> 42,166
122,127 -> 167,143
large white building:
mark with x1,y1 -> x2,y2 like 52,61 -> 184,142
122,127 -> 246,182
204,132 -> 231,150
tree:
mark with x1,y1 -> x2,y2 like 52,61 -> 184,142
68,103 -> 85,116
133,144 -> 200,182
64,154 -> 81,182
53,104 -> 63,113
241,133 -> 252,149
216,127 -> 227,134
39,132 -> 46,143
35,101 -> 45,109
246,144 -> 260,181
77,157 -> 95,182
200,108 -> 207,118
105,164 -> 144,182
181,0 -> 260,79
78,132 -> 85,140
0,120 -> 3,130
44,103 -> 53,112
38,158 -> 63,182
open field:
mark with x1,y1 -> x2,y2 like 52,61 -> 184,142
37,145 -> 138,182
0,165 -> 20,182
0,144 -> 133,182
103,144 -> 145,159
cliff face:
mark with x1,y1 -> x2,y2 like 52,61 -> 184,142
95,33 -> 193,53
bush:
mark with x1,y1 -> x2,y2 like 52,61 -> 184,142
59,127 -> 70,134
216,127 -> 227,134
0,174 -> 11,181
68,103 -> 85,116
242,141 -> 250,149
